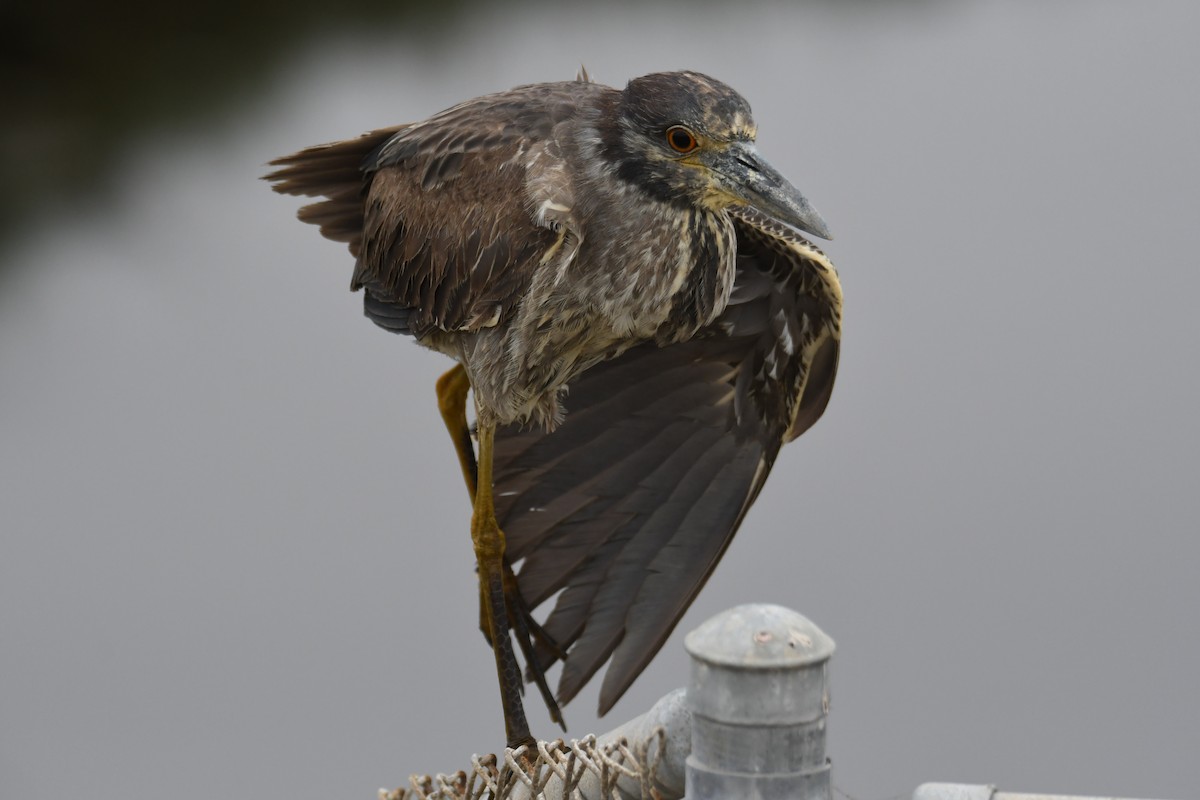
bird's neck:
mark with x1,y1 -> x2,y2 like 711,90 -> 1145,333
567,106 -> 737,339
656,207 -> 737,343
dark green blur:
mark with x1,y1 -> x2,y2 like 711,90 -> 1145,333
0,0 -> 470,254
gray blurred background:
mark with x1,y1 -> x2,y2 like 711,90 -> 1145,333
3,2 -> 1198,799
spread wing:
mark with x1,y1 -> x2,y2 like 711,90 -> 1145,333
265,81 -> 598,338
492,205 -> 843,714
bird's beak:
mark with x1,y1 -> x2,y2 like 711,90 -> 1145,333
712,142 -> 833,240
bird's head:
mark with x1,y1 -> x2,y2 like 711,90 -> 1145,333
605,71 -> 831,239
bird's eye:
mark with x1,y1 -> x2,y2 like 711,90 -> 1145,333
666,126 -> 699,154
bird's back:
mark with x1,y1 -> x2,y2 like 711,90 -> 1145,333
268,78 -> 609,341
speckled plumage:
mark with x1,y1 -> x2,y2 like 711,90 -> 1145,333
267,70 -> 843,724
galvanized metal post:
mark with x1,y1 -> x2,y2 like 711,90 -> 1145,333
684,603 -> 835,800
913,784 -> 1173,800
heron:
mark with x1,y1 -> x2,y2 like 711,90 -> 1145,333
266,70 -> 842,749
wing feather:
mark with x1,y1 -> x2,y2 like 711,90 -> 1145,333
492,208 -> 843,714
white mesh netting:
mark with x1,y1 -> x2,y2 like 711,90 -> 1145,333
379,731 -> 668,800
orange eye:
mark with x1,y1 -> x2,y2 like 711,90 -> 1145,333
666,125 -> 699,154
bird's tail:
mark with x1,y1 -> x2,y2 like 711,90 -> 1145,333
264,125 -> 406,259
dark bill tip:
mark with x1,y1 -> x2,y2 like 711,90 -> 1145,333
719,143 -> 833,240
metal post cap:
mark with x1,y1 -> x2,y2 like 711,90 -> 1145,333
685,603 -> 836,669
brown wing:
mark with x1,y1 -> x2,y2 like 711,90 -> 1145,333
265,81 -> 603,337
492,206 -> 842,715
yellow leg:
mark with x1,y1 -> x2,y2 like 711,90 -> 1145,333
436,366 -> 565,743
436,366 -> 496,649
472,412 -> 536,749
435,364 -> 477,499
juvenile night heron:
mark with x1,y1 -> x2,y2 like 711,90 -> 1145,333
267,70 -> 842,748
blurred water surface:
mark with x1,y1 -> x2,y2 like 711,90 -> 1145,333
3,2 -> 1199,800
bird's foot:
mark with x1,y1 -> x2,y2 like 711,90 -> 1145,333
476,562 -> 567,733
502,567 -> 566,732
476,550 -> 534,748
